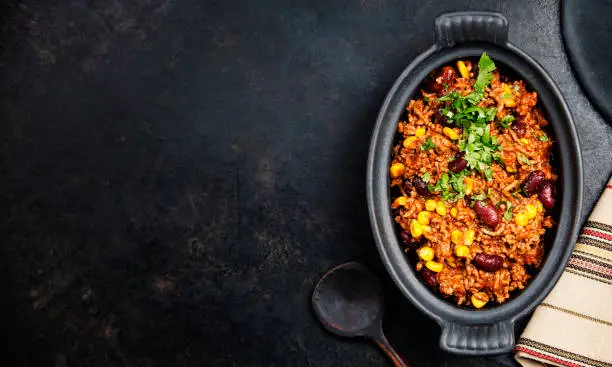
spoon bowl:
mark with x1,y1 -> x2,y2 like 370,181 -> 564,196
312,262 -> 409,367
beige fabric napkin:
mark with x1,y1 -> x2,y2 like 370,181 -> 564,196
514,178 -> 612,367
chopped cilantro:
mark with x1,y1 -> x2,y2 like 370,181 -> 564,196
473,53 -> 496,94
437,91 -> 460,102
471,192 -> 487,201
499,115 -> 515,129
493,152 -> 504,165
421,172 -> 431,183
517,153 -> 531,166
449,171 -> 468,194
423,95 -> 430,103
513,84 -> 519,92
429,172 -> 468,202
484,167 -> 493,181
465,91 -> 483,104
421,137 -> 435,151
539,134 -> 549,142
501,92 -> 513,99
503,201 -> 513,221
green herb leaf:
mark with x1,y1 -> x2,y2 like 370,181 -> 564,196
449,171 -> 468,194
503,202 -> 513,221
471,192 -> 487,201
465,92 -> 483,105
437,91 -> 460,102
421,137 -> 435,151
539,134 -> 549,142
517,153 -> 531,166
513,84 -> 519,92
473,52 -> 496,94
484,167 -> 493,181
421,172 -> 431,183
499,115 -> 515,129
501,92 -> 513,99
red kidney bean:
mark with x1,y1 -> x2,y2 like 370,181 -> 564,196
413,177 -> 434,198
538,180 -> 556,209
448,152 -> 468,173
512,117 -> 526,136
521,170 -> 546,196
438,66 -> 456,86
473,253 -> 504,272
473,201 -> 500,227
420,269 -> 437,288
400,231 -> 420,249
428,66 -> 456,94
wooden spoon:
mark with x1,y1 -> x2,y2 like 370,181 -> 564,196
312,262 -> 409,367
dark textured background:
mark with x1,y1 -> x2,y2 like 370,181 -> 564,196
0,0 -> 611,366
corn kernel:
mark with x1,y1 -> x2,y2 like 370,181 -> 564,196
410,219 -> 423,238
515,212 -> 528,226
417,211 -> 431,225
535,201 -> 543,213
525,204 -> 538,219
425,261 -> 444,273
502,83 -> 516,107
450,207 -> 458,218
403,136 -> 418,148
520,138 -> 529,145
415,127 -> 426,137
446,258 -> 457,268
425,199 -> 437,211
390,162 -> 405,178
464,229 -> 475,246
454,245 -> 470,258
435,201 -> 447,216
457,60 -> 469,79
423,225 -> 432,233
392,196 -> 408,208
464,177 -> 474,195
471,292 -> 489,309
451,230 -> 463,245
443,127 -> 459,140
418,246 -> 434,261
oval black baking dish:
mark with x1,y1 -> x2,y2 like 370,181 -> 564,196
366,12 -> 583,355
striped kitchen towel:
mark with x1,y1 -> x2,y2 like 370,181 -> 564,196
515,178 -> 612,367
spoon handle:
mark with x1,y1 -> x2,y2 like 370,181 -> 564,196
372,332 -> 410,367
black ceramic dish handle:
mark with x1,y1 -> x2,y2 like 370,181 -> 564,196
440,321 -> 514,355
435,11 -> 508,48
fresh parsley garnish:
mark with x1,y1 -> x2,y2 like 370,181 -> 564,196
539,134 -> 549,142
499,115 -> 515,129
429,171 -> 468,202
517,153 -> 531,166
474,53 -> 496,92
421,137 -> 435,151
471,192 -> 488,201
484,167 -> 493,181
463,53 -> 496,103
421,172 -> 431,183
503,201 -> 513,221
